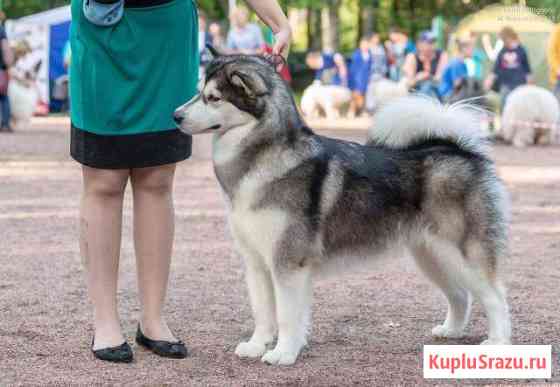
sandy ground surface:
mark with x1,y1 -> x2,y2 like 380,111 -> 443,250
0,117 -> 559,386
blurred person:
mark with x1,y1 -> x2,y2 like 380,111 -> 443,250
386,27 -> 415,81
369,32 -> 388,80
463,32 -> 486,81
548,23 -> 560,98
227,7 -> 265,55
71,0 -> 291,364
306,50 -> 348,87
348,36 -> 372,116
484,27 -> 532,109
403,31 -> 448,100
209,22 -> 226,52
438,39 -> 472,101
0,11 -> 14,133
198,11 -> 212,75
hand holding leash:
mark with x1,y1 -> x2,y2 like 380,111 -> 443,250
272,25 -> 292,61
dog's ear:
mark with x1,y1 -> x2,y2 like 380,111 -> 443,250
227,68 -> 268,98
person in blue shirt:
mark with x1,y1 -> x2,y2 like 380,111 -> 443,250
306,50 -> 348,87
439,39 -> 472,101
348,36 -> 372,116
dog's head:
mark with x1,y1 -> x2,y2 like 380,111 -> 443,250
174,50 -> 287,135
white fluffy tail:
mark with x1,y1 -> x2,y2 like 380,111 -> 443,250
368,95 -> 490,155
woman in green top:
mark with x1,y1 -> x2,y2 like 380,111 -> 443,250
71,0 -> 291,363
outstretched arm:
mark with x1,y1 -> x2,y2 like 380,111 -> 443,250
243,0 -> 292,59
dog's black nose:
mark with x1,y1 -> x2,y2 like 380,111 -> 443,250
173,112 -> 184,125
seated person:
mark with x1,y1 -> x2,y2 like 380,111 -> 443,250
438,39 -> 472,101
403,31 -> 447,99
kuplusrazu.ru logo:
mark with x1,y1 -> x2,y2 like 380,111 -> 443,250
496,6 -> 558,22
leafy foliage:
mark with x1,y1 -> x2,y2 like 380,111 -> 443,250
2,0 -> 558,50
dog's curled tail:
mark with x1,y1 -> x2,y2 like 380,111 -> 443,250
367,95 -> 489,156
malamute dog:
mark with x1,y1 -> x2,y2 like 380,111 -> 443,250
174,53 -> 511,366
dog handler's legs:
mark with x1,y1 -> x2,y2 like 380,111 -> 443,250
81,166 -> 129,350
262,266 -> 312,366
235,255 -> 277,358
413,237 -> 472,338
130,164 -> 177,342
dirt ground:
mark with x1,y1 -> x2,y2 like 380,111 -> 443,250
0,117 -> 558,386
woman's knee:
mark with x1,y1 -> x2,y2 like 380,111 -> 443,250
131,164 -> 176,196
83,167 -> 129,199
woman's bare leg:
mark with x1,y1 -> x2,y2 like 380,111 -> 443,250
130,164 -> 177,341
81,166 -> 129,350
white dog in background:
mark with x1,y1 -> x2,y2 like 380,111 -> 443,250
501,85 -> 560,147
7,41 -> 41,131
300,80 -> 352,119
8,77 -> 39,131
365,77 -> 409,112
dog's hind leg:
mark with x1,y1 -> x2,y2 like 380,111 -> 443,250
412,238 -> 472,338
415,235 -> 511,345
462,237 -> 511,345
261,266 -> 312,366
235,253 -> 277,359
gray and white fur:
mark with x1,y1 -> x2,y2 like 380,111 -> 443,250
174,54 -> 511,366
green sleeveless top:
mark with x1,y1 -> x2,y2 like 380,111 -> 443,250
70,0 -> 199,135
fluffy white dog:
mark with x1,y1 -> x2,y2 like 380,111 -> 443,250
501,85 -> 560,147
365,77 -> 409,112
300,80 -> 352,119
8,80 -> 39,131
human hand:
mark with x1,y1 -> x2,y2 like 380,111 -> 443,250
416,71 -> 429,81
272,24 -> 292,61
484,77 -> 494,91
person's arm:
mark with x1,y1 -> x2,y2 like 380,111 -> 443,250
1,40 -> 13,67
243,0 -> 291,58
520,46 -> 533,84
484,49 -> 502,90
434,51 -> 448,81
402,52 -> 418,86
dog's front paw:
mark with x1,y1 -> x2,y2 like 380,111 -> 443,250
432,325 -> 464,338
481,337 -> 511,345
235,341 -> 267,358
261,348 -> 299,366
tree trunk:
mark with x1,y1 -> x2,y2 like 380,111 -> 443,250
309,6 -> 322,51
360,3 -> 375,38
321,0 -> 341,52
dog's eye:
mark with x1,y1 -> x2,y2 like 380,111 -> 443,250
208,95 -> 221,103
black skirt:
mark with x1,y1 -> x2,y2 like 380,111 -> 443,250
70,125 -> 192,169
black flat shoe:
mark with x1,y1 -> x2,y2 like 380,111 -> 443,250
91,338 -> 134,363
135,326 -> 188,359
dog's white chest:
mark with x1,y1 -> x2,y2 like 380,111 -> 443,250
228,175 -> 290,264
